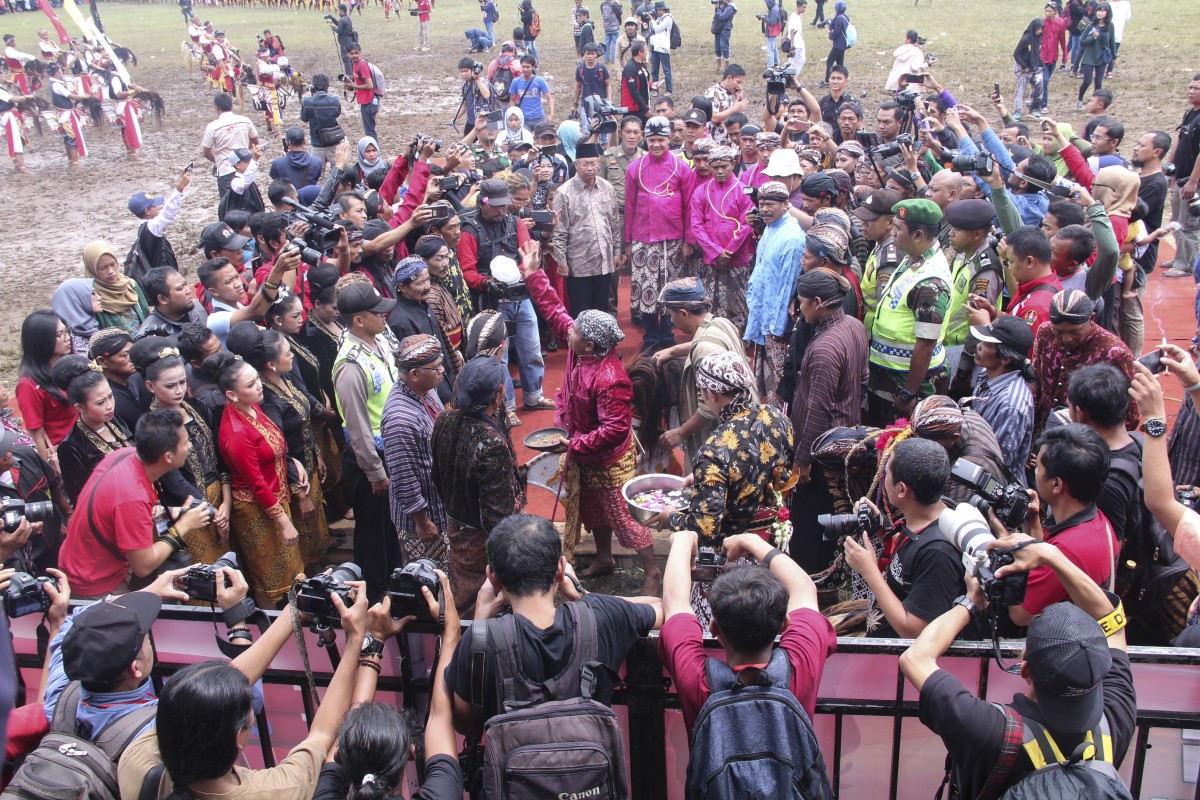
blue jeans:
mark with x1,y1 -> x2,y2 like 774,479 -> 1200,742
1069,32 -> 1083,70
650,50 -> 672,93
766,36 -> 779,68
498,297 -> 545,410
485,18 -> 494,42
714,28 -> 731,58
525,39 -> 539,63
1040,63 -> 1055,108
604,29 -> 618,62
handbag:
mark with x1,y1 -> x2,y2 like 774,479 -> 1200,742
317,121 -> 346,147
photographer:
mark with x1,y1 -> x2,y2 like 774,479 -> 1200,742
843,438 -> 980,638
328,4 -> 357,75
57,410 -> 215,600
659,530 -> 836,737
200,248 -> 300,347
312,572 -> 464,799
1009,423 -> 1117,627
458,57 -> 496,132
899,533 -> 1134,799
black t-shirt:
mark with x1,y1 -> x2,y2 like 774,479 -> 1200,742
819,91 -> 846,128
445,594 -> 657,722
1136,171 -> 1168,273
874,523 -> 978,639
1172,108 -> 1200,181
919,651 -> 1137,800
312,756 -> 462,800
1098,439 -> 1140,545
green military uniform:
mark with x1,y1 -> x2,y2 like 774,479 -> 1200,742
868,199 -> 952,425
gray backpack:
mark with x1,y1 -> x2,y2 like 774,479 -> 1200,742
1,682 -> 157,800
471,601 -> 629,800
686,648 -> 834,800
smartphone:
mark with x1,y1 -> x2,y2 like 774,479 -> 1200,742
1041,120 -> 1053,132
183,162 -> 193,172
902,73 -> 925,85
1138,349 -> 1167,374
992,82 -> 1000,97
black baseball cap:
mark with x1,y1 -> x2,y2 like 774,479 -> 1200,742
62,592 -> 161,687
945,198 -> 997,232
478,178 -> 513,207
284,126 -> 306,145
1024,602 -> 1112,734
970,314 -> 1034,359
337,282 -> 397,315
683,108 -> 708,126
200,222 -> 251,255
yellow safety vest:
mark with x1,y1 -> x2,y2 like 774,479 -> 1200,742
870,246 -> 952,373
333,336 -> 396,443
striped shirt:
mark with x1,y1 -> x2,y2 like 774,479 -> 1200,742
972,370 -> 1034,487
791,308 -> 870,468
380,383 -> 446,535
1169,389 -> 1200,489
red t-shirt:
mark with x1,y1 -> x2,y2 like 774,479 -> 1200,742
658,608 -> 837,738
353,59 -> 375,106
1021,506 -> 1118,616
15,376 -> 77,446
58,448 -> 157,596
1007,272 -> 1063,335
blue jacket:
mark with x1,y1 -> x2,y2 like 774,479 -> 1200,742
829,12 -> 849,49
713,2 -> 736,33
270,150 -> 325,191
300,91 -> 343,145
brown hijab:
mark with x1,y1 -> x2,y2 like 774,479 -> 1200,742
82,241 -> 141,315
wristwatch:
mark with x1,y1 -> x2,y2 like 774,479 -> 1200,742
909,171 -> 922,183
896,387 -> 918,402
953,594 -> 982,623
1140,417 -> 1167,438
360,634 -> 385,659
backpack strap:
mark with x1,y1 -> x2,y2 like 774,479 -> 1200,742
490,614 -> 525,712
90,701 -> 158,760
139,765 -> 165,800
1022,714 -> 1114,768
49,680 -> 83,733
466,616 -> 496,716
975,704 -> 1025,800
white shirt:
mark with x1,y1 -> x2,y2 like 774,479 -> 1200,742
650,13 -> 672,53
786,11 -> 806,59
201,111 -> 259,176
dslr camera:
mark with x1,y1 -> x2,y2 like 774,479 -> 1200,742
182,552 -> 239,603
870,133 -> 915,161
324,13 -> 337,22
762,64 -> 797,97
948,458 -> 1030,531
691,546 -> 727,582
945,149 -> 994,175
1,498 -> 54,534
3,572 -> 58,618
279,197 -> 344,256
817,503 -> 881,542
939,503 -> 1027,606
387,558 -> 441,620
295,563 -> 362,623
412,133 -> 443,153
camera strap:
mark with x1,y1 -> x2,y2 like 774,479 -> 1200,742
86,450 -> 138,564
287,583 -> 323,710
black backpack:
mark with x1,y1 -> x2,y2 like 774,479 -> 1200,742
1,682 -> 157,800
992,709 -> 1132,800
1108,435 -> 1198,643
669,18 -> 682,49
494,67 -> 516,102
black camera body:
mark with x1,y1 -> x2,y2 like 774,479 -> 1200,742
280,197 -> 343,257
949,459 -> 1030,531
428,202 -> 452,223
4,572 -> 57,618
870,133 -> 915,161
183,552 -> 239,603
469,60 -> 484,75
817,505 -> 881,541
691,546 -> 727,582
409,6 -> 420,14
1,498 -> 54,534
387,558 -> 440,620
440,174 -> 463,192
324,13 -> 337,22
484,108 -> 505,132
413,134 -> 443,153
977,549 -> 1028,606
762,64 -> 797,97
295,563 -> 362,622
743,185 -> 759,205
945,149 -> 994,175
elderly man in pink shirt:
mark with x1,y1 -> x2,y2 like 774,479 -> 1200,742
625,115 -> 695,352
687,145 -> 756,330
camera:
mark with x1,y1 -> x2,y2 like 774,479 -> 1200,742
582,96 -> 627,135
1163,162 -> 1177,178
691,546 -> 727,582
336,73 -> 346,83
324,13 -> 337,21
948,458 -> 1030,531
295,562 -> 362,623
743,185 -> 759,205
256,34 -> 265,44
440,174 -> 463,192
945,149 -> 994,175
467,60 -> 484,75
182,552 -> 239,603
409,6 -> 420,14
519,207 -> 554,233
939,504 -> 1027,606
1,498 -> 54,534
870,133 -> 914,161
817,504 -> 881,542
3,572 -> 57,618
413,134 -> 443,153
279,197 -> 344,255
428,202 -> 452,223
484,108 -> 505,132
387,558 -> 440,620
762,64 -> 797,97
286,237 -> 324,267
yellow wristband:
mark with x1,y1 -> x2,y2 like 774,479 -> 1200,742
1097,600 -> 1126,637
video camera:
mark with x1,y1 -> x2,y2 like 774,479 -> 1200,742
945,149 -> 994,175
3,572 -> 58,618
582,95 -> 628,136
939,503 -> 1027,607
295,563 -> 362,624
762,64 -> 797,97
279,197 -> 343,258
870,133 -> 915,161
948,459 -> 1030,531
324,13 -> 337,22
817,504 -> 881,543
691,546 -> 727,582
0,498 -> 54,534
182,551 -> 239,603
387,558 -> 441,620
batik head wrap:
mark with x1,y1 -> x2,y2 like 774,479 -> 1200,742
455,356 -> 506,417
397,334 -> 442,368
813,206 -> 851,235
574,310 -> 624,354
912,395 -> 965,440
466,310 -> 507,359
1048,289 -> 1095,324
695,351 -> 754,395
393,255 -> 428,287
87,327 -> 133,361
795,268 -> 850,307
759,181 -> 791,202
658,276 -> 709,309
755,131 -> 782,149
707,145 -> 737,163
804,223 -> 850,265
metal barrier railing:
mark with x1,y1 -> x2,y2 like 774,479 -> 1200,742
12,605 -> 1200,800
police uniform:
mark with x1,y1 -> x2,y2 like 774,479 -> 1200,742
868,199 -> 952,426
850,189 -> 903,336
942,199 -> 1005,385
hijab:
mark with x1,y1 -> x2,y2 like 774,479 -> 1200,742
1092,166 -> 1139,220
52,278 -> 98,341
357,136 -> 382,172
82,241 -> 141,314
557,120 -> 582,161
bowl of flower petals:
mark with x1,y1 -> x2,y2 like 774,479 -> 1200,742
621,473 -> 687,524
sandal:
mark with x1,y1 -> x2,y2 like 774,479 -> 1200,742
1162,267 -> 1193,279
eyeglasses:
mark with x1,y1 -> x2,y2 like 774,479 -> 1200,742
415,363 -> 446,373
